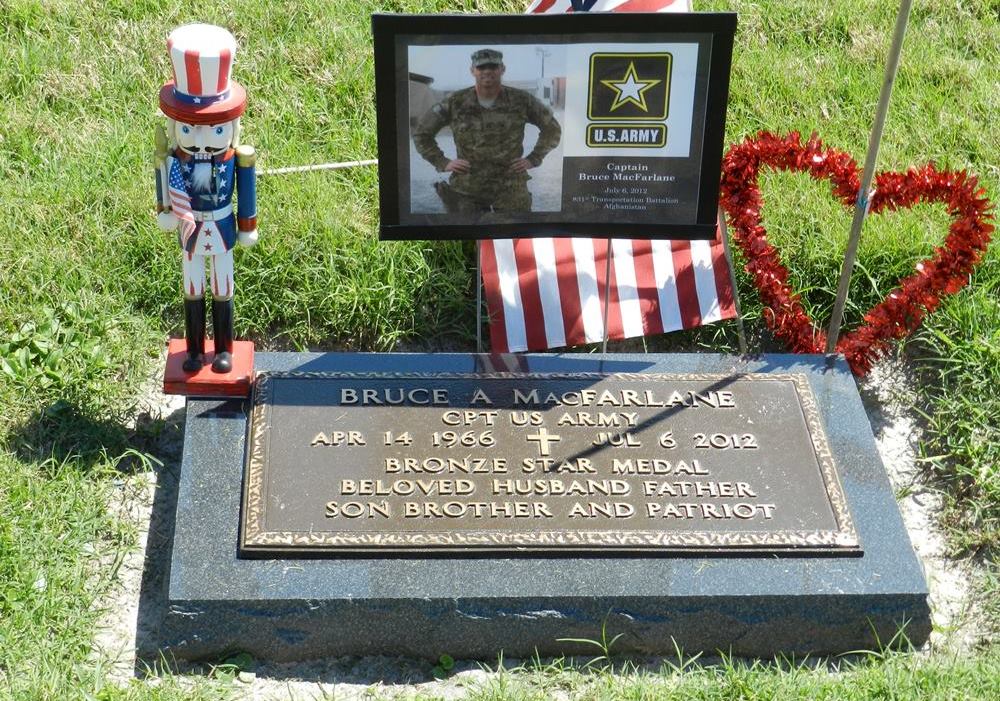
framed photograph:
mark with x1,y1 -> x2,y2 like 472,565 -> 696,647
373,12 -> 736,241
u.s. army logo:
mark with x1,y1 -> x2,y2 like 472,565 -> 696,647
586,52 -> 671,147
588,53 -> 671,121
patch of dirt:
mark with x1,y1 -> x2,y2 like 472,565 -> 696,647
89,351 -> 186,684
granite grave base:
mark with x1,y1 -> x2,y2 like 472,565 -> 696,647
156,353 -> 929,661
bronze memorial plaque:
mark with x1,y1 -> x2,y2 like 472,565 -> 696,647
240,372 -> 858,555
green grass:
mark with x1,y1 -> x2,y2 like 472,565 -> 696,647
0,0 -> 998,698
453,649 -> 1000,701
913,252 -> 1000,552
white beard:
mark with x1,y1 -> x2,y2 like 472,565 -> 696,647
191,162 -> 213,193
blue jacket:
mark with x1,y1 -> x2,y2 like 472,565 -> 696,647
167,148 -> 256,253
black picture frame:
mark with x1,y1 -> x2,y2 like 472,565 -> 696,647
373,12 -> 736,241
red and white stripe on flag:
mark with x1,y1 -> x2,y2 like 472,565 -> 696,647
168,157 -> 197,245
525,0 -> 688,14
481,0 -> 735,352
481,234 -> 736,352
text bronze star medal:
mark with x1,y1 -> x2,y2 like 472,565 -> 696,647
240,372 -> 858,556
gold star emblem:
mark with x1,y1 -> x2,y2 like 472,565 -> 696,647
600,62 -> 661,113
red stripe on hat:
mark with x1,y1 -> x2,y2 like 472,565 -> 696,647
217,48 -> 231,93
513,239 -> 548,351
631,239 -> 665,336
185,49 -> 203,95
710,226 -> 737,318
671,241 -> 702,328
479,240 -> 509,353
594,240 -> 625,342
553,237 -> 584,347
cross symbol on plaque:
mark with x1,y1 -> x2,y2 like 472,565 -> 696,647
526,427 -> 561,457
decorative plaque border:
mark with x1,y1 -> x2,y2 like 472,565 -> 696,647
240,372 -> 858,554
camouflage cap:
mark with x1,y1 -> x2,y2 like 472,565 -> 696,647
471,49 -> 503,67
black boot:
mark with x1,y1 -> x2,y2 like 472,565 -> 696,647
182,297 -> 205,372
211,298 -> 234,373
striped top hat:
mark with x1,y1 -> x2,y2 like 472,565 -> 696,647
159,23 -> 246,124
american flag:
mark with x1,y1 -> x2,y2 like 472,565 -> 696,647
528,0 -> 686,11
480,0 -> 736,353
168,157 -> 197,246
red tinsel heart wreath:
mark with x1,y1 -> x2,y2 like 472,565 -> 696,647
719,131 -> 994,376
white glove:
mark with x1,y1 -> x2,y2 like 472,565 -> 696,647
239,229 -> 259,247
157,211 -> 178,231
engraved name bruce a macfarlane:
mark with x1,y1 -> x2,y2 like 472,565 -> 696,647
240,373 -> 858,554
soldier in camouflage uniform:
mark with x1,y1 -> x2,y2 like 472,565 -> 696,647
413,48 -> 561,214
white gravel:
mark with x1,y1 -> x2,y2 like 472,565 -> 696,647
858,356 -> 985,653
89,352 -> 988,699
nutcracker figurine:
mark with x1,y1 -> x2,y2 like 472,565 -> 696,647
155,24 -> 257,375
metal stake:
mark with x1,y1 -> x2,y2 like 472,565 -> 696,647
718,207 -> 748,355
601,237 -> 614,354
476,240 -> 483,353
826,0 -> 914,354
